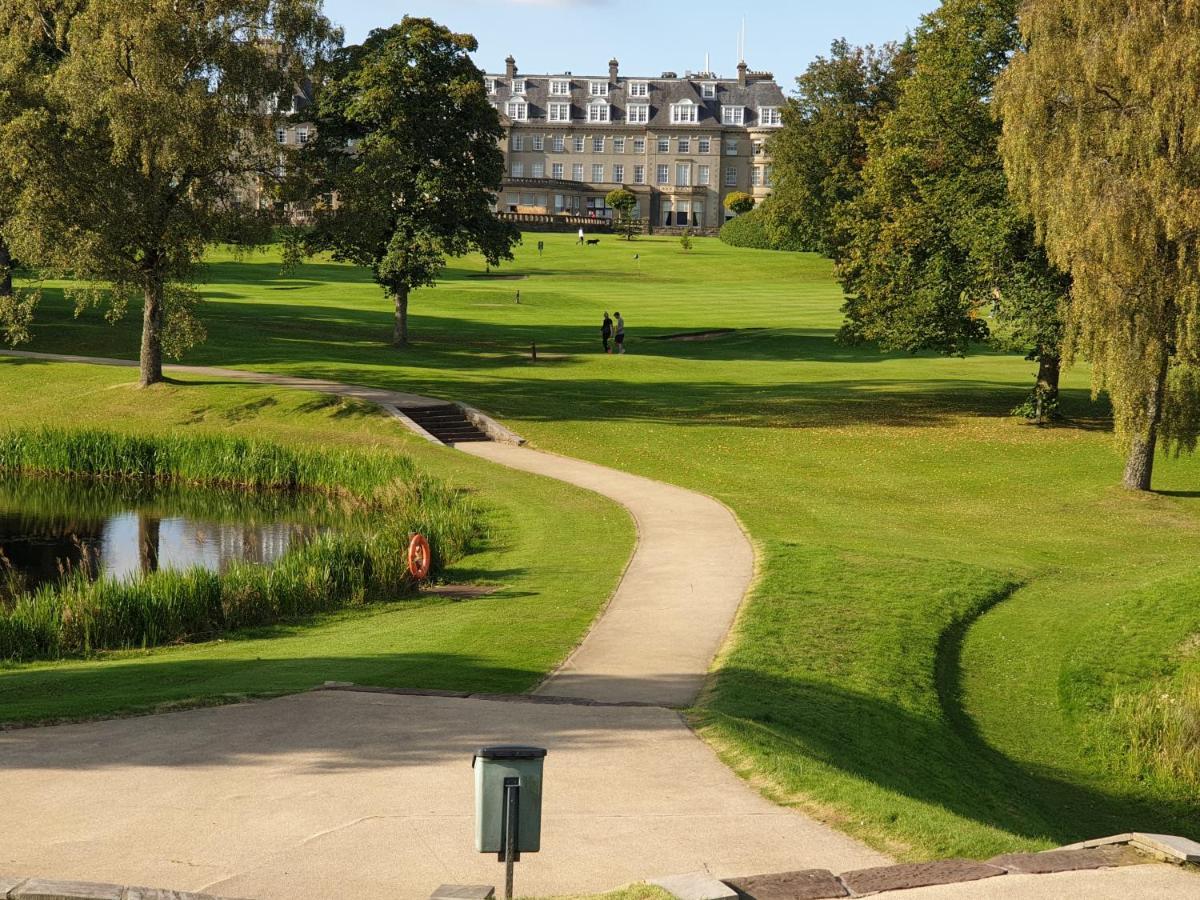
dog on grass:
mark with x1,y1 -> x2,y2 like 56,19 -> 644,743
586,238 -> 600,246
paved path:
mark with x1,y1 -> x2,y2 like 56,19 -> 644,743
887,865 -> 1199,899
0,691 -> 889,899
461,443 -> 752,707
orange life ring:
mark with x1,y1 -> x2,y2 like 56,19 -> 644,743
407,533 -> 432,580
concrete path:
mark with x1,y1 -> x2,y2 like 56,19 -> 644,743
461,443 -> 752,707
0,691 -> 889,899
885,865 -> 1199,899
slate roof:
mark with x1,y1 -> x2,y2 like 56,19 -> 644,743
486,71 -> 786,129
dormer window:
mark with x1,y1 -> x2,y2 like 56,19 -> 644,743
629,81 -> 649,97
702,82 -> 717,98
671,100 -> 698,124
485,77 -> 497,94
550,79 -> 571,95
627,104 -> 649,124
512,78 -> 526,95
758,106 -> 782,126
506,99 -> 528,121
548,102 -> 571,123
587,99 -> 610,123
722,105 -> 745,125
590,80 -> 609,97
275,128 -> 287,144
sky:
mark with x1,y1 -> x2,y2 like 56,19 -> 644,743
322,1 -> 940,87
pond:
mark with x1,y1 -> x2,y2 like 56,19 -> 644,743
0,476 -> 349,597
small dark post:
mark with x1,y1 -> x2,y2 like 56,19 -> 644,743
500,777 -> 521,900
531,341 -> 537,361
515,289 -> 521,304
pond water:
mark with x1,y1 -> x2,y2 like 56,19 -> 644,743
0,477 -> 347,596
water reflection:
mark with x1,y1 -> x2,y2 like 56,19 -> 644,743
0,476 -> 346,596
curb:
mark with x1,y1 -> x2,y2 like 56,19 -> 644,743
650,834 -> 1200,899
0,878 -> 249,900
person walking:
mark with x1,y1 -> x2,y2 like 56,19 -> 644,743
614,311 -> 626,354
578,226 -> 585,246
601,311 -> 614,354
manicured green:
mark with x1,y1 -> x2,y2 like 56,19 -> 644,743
7,231 -> 1200,858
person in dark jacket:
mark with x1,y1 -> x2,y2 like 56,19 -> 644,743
601,312 -> 614,353
614,311 -> 626,353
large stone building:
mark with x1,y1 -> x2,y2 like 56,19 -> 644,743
487,57 -> 785,231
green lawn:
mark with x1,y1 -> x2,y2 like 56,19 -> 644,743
6,231 -> 1199,859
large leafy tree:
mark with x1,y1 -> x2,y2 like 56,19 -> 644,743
0,0 -> 335,386
836,0 -> 1068,417
304,17 -> 519,347
997,0 -> 1200,490
765,39 -> 911,256
0,0 -> 83,338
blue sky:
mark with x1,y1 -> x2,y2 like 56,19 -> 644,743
323,1 -> 939,87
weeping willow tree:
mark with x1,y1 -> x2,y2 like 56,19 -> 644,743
997,1 -> 1200,490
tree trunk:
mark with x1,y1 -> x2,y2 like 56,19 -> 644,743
1033,352 -> 1061,424
139,277 -> 165,387
392,288 -> 409,347
0,238 -> 12,298
1122,357 -> 1169,492
137,513 -> 160,575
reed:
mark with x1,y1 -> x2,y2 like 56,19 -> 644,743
1109,673 -> 1200,790
0,427 -> 483,661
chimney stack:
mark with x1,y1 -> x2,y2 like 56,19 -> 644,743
737,60 -> 748,88
609,58 -> 619,84
505,55 -> 517,80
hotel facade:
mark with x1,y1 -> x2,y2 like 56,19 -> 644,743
486,56 -> 785,231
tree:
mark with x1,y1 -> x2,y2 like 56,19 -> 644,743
679,228 -> 693,252
724,192 -> 756,216
835,0 -> 1068,417
606,188 -> 638,241
305,17 -> 519,347
0,0 -> 334,386
997,0 -> 1200,490
765,39 -> 911,256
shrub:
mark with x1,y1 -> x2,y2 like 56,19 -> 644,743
719,207 -> 810,252
0,428 -> 483,661
723,191 -> 756,215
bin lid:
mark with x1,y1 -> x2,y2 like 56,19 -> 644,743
473,745 -> 548,762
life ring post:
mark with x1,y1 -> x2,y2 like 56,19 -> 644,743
408,533 -> 432,581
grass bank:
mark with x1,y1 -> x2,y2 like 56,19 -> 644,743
8,232 -> 1200,856
0,367 -> 633,723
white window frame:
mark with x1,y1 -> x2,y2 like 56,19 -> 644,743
634,138 -> 646,153
532,162 -> 545,178
512,78 -> 526,95
671,100 -> 698,124
275,128 -> 287,144
587,100 -> 610,123
702,82 -> 717,98
725,137 -> 739,155
698,165 -> 710,185
725,165 -> 737,186
552,162 -> 564,179
627,104 -> 650,124
590,80 -> 609,96
574,136 -> 585,152
512,161 -> 524,177
721,105 -> 744,126
656,164 -> 669,185
552,135 -> 566,152
549,102 -> 571,123
572,163 -> 584,181
533,135 -> 544,151
506,100 -> 528,121
485,77 -> 497,95
758,106 -> 782,126
513,135 -> 524,152
678,137 -> 690,154
550,79 -> 571,96
592,136 -> 605,153
614,137 -> 626,153
699,137 -> 711,154
634,165 -> 646,184
592,163 -> 605,182
751,166 -> 761,187
297,128 -> 309,144
676,162 -> 692,186
657,137 -> 670,153
629,81 -> 649,97
613,164 -> 625,183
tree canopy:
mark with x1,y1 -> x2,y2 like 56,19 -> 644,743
836,0 -> 1068,416
997,0 -> 1200,489
0,0 -> 335,386
304,17 -> 519,347
765,39 -> 911,256
724,192 -> 756,216
606,188 -> 639,241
